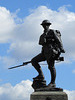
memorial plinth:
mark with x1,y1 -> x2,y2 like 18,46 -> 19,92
30,91 -> 68,100
31,77 -> 68,100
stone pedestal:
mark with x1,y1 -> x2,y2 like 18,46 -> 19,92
30,91 -> 68,100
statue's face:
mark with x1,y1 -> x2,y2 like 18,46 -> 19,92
42,24 -> 50,30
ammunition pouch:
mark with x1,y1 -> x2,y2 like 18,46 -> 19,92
56,57 -> 64,61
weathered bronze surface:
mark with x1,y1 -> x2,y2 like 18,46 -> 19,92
31,20 -> 65,91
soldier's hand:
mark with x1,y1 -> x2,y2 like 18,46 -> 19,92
23,62 -> 28,65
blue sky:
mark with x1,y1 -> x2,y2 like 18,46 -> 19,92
0,0 -> 75,100
0,0 -> 75,17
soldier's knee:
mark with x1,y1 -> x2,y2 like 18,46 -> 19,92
48,63 -> 52,70
48,66 -> 55,71
47,61 -> 55,70
31,58 -> 37,66
48,66 -> 52,70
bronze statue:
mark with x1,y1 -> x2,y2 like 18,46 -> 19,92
31,20 -> 65,88
8,20 -> 65,91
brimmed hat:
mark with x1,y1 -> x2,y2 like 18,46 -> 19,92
41,20 -> 52,25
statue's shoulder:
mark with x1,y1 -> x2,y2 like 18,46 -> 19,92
39,33 -> 45,39
49,29 -> 60,33
49,29 -> 54,32
49,29 -> 61,37
48,29 -> 54,34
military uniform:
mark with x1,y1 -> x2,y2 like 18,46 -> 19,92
31,20 -> 65,86
39,29 -> 64,59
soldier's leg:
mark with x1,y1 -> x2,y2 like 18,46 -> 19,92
47,59 -> 56,86
31,53 -> 46,79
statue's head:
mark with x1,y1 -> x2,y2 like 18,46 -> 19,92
40,20 -> 52,30
41,20 -> 51,26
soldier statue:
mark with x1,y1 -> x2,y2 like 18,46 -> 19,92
31,20 -> 65,88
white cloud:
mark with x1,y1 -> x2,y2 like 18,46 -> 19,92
0,6 -> 75,65
0,7 -> 16,43
64,90 -> 75,100
0,80 -> 33,100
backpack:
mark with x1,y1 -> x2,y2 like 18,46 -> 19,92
54,30 -> 62,43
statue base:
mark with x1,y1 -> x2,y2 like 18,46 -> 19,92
35,87 -> 63,92
30,91 -> 68,100
32,78 -> 63,92
31,78 -> 68,100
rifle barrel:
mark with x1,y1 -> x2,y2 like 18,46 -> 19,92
8,65 -> 23,69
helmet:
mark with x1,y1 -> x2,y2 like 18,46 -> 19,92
41,20 -> 51,26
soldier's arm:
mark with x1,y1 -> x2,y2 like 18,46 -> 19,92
39,34 -> 46,45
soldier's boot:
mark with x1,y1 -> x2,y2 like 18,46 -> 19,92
48,66 -> 56,87
31,60 -> 44,79
47,83 -> 56,88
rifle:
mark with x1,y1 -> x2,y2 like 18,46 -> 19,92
8,61 -> 31,69
8,57 -> 64,69
8,60 -> 48,70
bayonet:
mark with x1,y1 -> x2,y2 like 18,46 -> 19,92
8,61 -> 31,69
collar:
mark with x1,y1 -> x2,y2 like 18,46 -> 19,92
44,29 -> 50,35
